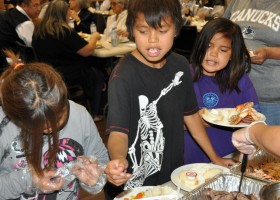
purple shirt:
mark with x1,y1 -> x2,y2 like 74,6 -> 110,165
184,73 -> 259,164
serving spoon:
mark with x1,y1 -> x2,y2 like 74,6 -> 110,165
235,154 -> 248,199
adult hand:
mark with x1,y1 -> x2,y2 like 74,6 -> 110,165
117,29 -> 129,38
90,32 -> 101,40
251,47 -> 268,64
232,128 -> 256,155
70,10 -> 80,23
105,158 -> 132,186
32,169 -> 65,194
71,156 -> 104,187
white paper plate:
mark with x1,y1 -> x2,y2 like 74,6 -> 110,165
171,163 -> 230,192
202,108 -> 266,128
114,186 -> 180,200
114,186 -> 151,200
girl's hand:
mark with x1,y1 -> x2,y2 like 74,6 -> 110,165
71,156 -> 103,187
32,169 -> 65,194
199,108 -> 211,127
211,156 -> 237,168
105,158 -> 132,186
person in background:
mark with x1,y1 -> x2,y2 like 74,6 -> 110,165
0,0 -> 5,10
102,0 -> 128,41
232,121 -> 280,158
69,0 -> 95,34
194,0 -> 225,20
104,0 -> 230,199
100,0 -> 110,11
223,0 -> 280,126
0,0 -> 40,47
181,0 -> 196,17
38,0 -> 49,19
0,50 -> 109,199
184,18 -> 258,164
32,0 -> 105,123
3,0 -> 17,10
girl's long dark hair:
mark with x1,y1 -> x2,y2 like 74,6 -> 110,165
0,51 -> 68,176
191,18 -> 251,93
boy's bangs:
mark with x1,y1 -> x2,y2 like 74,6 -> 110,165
143,8 -> 172,29
135,0 -> 172,28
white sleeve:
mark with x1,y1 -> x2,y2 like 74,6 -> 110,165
15,21 -> 34,47
100,0 -> 111,11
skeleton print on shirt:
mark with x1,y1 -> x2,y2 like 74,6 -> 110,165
125,71 -> 184,189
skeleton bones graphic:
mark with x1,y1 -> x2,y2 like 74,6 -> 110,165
126,71 -> 183,189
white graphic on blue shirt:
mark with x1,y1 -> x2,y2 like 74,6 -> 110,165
203,92 -> 219,108
242,26 -> 255,40
125,71 -> 184,189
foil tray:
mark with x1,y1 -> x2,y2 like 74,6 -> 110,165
231,149 -> 280,183
181,173 -> 267,200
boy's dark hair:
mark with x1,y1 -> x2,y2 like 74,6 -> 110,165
191,18 -> 251,94
126,0 -> 183,41
0,54 -> 68,176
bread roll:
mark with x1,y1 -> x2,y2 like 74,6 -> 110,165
179,171 -> 199,188
203,168 -> 222,180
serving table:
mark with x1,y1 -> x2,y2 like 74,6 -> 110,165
92,41 -> 136,58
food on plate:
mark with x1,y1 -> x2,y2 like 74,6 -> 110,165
247,162 -> 280,181
228,102 -> 262,125
178,166 -> 224,190
203,168 -> 223,181
204,188 -> 258,200
144,186 -> 173,197
123,186 -> 174,200
202,102 -> 263,125
77,32 -> 89,38
179,171 -> 199,188
201,108 -> 224,122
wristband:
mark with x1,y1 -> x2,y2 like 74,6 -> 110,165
244,121 -> 267,144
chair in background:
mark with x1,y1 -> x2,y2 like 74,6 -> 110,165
172,25 -> 198,60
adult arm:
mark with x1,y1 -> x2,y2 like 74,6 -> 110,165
0,0 -> 4,10
222,0 -> 235,19
232,122 -> 280,158
77,32 -> 100,56
105,131 -> 132,186
185,113 -> 236,167
16,21 -> 34,47
100,0 -> 110,11
251,47 -> 280,65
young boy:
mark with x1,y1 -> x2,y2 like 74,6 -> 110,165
104,0 -> 231,198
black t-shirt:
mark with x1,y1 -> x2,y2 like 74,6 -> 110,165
106,52 -> 198,188
32,27 -> 88,75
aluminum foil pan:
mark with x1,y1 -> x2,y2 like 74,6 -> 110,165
181,173 -> 267,200
231,149 -> 280,183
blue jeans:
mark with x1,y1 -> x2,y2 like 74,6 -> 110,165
259,102 -> 280,125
